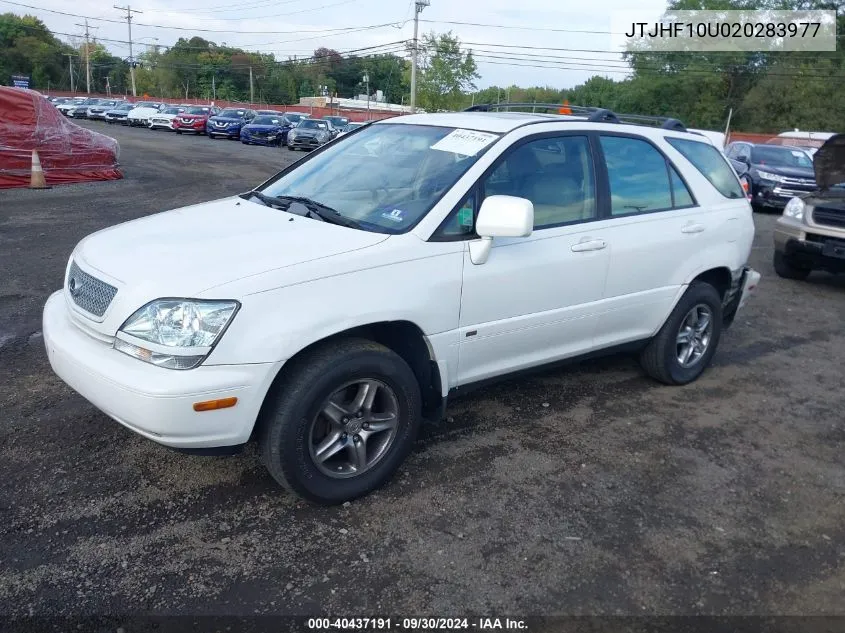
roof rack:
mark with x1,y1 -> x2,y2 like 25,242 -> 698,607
463,102 -> 687,132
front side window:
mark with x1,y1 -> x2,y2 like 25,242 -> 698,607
601,136 -> 673,215
259,124 -> 499,234
482,135 -> 597,229
667,137 -> 745,199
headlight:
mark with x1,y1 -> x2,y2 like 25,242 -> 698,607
288,131 -> 297,140
318,132 -> 329,140
115,299 -> 239,370
757,170 -> 785,182
783,197 -> 805,221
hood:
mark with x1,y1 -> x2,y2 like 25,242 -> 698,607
814,133 -> 845,190
209,116 -> 245,123
74,197 -> 388,296
753,164 -> 815,179
107,109 -> 130,115
292,127 -> 325,136
243,124 -> 281,132
178,113 -> 209,120
153,112 -> 179,119
128,107 -> 160,117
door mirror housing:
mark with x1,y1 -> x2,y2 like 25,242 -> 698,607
469,196 -> 534,265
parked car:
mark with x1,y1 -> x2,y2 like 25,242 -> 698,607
104,102 -> 136,124
773,134 -> 845,280
338,121 -> 366,137
56,97 -> 87,116
87,99 -> 124,121
240,115 -> 288,146
206,108 -> 256,139
768,131 -> 836,156
56,96 -> 88,116
43,107 -> 760,504
49,97 -> 72,107
725,141 -> 817,211
127,102 -> 166,127
287,118 -> 332,151
67,97 -> 103,118
173,105 -> 218,135
149,106 -> 188,131
322,116 -> 349,138
283,111 -> 308,126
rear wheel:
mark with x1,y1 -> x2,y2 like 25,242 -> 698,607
175,130 -> 182,135
640,282 -> 723,385
258,339 -> 421,505
774,250 -> 811,280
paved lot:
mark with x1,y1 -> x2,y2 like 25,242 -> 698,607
1,120 -> 844,618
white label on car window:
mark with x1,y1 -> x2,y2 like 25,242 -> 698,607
791,151 -> 806,157
430,129 -> 498,156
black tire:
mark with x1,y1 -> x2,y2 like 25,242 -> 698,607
258,338 -> 422,505
175,130 -> 182,135
241,140 -> 249,144
640,282 -> 723,386
773,250 -> 811,280
288,146 -> 295,151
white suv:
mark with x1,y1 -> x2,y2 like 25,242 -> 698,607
43,106 -> 760,504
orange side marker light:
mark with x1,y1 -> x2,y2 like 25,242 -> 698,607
193,397 -> 238,412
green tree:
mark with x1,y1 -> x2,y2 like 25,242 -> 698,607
414,32 -> 479,111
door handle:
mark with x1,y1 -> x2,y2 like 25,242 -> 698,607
681,223 -> 706,234
571,239 -> 607,252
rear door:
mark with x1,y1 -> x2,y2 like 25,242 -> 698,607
588,133 -> 714,348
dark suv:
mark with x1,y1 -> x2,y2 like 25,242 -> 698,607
206,108 -> 256,139
725,142 -> 816,212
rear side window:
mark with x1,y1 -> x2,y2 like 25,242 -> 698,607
667,138 -> 745,199
600,136 -> 673,215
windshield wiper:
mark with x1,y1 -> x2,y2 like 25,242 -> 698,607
243,192 -> 362,229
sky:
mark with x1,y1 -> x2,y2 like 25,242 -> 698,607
2,0 -> 671,90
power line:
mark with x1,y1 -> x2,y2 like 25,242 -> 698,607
0,0 -> 409,34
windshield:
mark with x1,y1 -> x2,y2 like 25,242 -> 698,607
752,146 -> 814,169
252,116 -> 280,125
285,113 -> 305,122
259,124 -> 499,234
116,103 -> 134,110
326,117 -> 348,126
162,107 -> 182,114
219,109 -> 246,118
299,120 -> 328,130
185,106 -> 210,115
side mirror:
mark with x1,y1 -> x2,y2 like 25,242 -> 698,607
469,195 -> 534,265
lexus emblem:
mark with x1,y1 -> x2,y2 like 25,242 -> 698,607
68,276 -> 81,297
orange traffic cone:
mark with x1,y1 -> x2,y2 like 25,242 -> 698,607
29,150 -> 49,189
559,100 -> 572,115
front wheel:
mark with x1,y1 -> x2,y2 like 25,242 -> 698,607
773,251 -> 811,280
640,282 -> 723,385
258,339 -> 422,505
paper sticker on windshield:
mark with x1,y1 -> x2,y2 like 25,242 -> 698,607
381,209 -> 405,223
791,150 -> 806,158
431,129 -> 498,157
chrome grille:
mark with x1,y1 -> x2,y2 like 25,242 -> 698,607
67,261 -> 117,317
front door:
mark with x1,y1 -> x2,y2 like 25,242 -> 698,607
454,134 -> 611,386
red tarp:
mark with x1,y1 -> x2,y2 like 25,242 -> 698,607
0,87 -> 122,189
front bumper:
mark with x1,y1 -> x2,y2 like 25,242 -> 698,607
174,120 -> 206,133
288,136 -> 323,149
722,266 -> 761,326
149,120 -> 175,129
752,182 -> 815,208
241,133 -> 281,145
776,236 -> 845,273
208,125 -> 241,137
43,291 -> 282,449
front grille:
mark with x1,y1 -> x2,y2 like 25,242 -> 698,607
806,234 -> 845,247
67,261 -> 118,318
813,206 -> 845,229
781,176 -> 816,187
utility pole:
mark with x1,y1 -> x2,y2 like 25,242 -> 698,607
75,19 -> 97,94
105,76 -> 111,96
212,74 -> 216,101
249,66 -> 254,104
363,73 -> 370,120
114,4 -> 142,97
65,54 -> 75,92
410,0 -> 430,113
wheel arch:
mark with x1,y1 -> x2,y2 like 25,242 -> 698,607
254,320 -> 443,438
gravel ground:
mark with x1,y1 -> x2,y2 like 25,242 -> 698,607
1,120 -> 844,619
